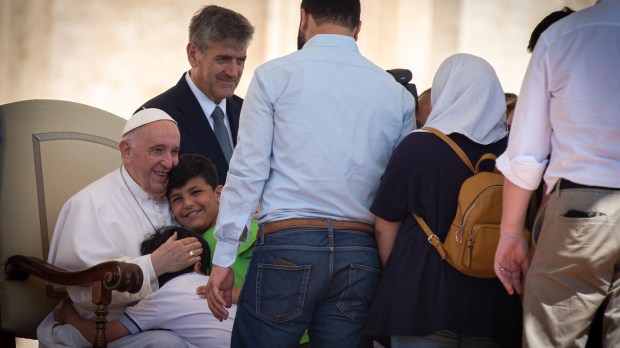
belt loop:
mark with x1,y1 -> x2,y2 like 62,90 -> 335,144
258,225 -> 265,244
327,218 -> 334,238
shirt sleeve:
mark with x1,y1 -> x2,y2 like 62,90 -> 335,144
213,70 -> 274,268
121,290 -> 164,332
50,195 -> 157,312
398,87 -> 416,142
119,313 -> 143,335
370,144 -> 410,222
495,42 -> 551,190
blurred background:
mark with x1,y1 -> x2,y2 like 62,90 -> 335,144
1,0 -> 595,120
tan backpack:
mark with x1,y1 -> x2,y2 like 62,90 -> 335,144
413,127 -> 530,278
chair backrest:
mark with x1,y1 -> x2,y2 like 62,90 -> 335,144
0,100 -> 125,339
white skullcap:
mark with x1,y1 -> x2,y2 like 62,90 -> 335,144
122,108 -> 177,136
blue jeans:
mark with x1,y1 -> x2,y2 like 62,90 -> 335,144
231,223 -> 380,348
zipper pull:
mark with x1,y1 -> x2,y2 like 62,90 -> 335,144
465,234 -> 474,267
456,226 -> 464,244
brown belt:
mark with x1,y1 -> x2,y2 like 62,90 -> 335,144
558,179 -> 618,192
261,218 -> 375,236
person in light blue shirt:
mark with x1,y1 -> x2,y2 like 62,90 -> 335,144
204,0 -> 415,346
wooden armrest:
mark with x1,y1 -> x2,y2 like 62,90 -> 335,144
5,255 -> 143,293
4,255 -> 143,348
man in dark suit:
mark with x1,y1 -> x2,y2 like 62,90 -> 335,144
138,5 -> 254,184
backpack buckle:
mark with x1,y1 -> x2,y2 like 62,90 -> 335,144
427,234 -> 440,245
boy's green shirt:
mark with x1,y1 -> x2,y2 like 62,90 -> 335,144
202,220 -> 258,288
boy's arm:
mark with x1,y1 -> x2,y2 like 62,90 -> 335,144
232,283 -> 243,304
54,297 -> 131,343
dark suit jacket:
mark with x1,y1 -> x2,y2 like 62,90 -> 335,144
138,73 -> 242,184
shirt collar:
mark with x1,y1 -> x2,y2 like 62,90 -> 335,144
302,34 -> 360,53
185,71 -> 227,117
120,165 -> 165,202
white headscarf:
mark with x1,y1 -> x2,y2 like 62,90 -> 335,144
416,53 -> 507,144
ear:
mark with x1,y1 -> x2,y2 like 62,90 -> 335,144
215,185 -> 223,204
193,261 -> 202,273
119,139 -> 131,163
299,8 -> 309,31
187,42 -> 199,68
353,20 -> 362,40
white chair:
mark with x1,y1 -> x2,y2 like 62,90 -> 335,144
0,100 -> 142,348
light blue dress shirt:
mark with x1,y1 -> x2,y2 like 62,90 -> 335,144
213,34 -> 415,267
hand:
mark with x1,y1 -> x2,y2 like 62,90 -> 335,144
53,297 -> 79,324
201,265 -> 234,321
151,232 -> 203,276
494,232 -> 530,295
197,284 -> 241,304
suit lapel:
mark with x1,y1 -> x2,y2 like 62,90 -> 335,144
226,97 -> 242,146
173,76 -> 225,160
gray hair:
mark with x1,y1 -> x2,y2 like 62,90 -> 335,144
189,5 -> 255,52
121,126 -> 142,148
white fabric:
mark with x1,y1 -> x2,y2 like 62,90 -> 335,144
119,273 -> 235,348
415,53 -> 507,145
37,314 -> 195,348
37,166 -> 175,346
122,108 -> 176,136
496,0 -> 620,192
184,71 -> 233,147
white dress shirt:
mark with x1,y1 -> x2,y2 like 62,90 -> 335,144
185,72 -> 234,148
496,0 -> 620,193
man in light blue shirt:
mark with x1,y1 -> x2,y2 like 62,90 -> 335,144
205,0 -> 414,346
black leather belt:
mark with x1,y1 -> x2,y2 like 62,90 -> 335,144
558,179 -> 618,191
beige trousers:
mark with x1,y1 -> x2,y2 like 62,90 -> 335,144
524,187 -> 620,347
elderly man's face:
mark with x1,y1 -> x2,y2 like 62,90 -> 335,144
187,41 -> 247,104
122,120 -> 180,198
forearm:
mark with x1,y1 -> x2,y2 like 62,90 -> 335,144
232,285 -> 242,304
66,317 -> 129,344
500,178 -> 533,238
65,315 -> 97,344
375,217 -> 402,266
103,320 -> 131,342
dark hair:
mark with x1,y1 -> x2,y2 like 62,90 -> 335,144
189,5 -> 255,52
528,7 -> 575,53
505,92 -> 518,108
140,226 -> 211,287
167,154 -> 219,198
300,0 -> 360,30
419,88 -> 431,99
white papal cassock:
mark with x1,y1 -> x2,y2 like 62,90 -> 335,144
37,165 -> 178,347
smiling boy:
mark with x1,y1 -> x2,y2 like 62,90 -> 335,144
166,154 -> 258,302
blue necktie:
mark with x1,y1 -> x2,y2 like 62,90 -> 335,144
211,106 -> 233,162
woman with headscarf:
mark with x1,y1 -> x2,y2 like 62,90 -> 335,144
365,53 -> 522,347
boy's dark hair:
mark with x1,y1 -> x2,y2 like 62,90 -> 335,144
140,226 -> 211,287
301,0 -> 360,30
166,154 -> 219,198
528,7 -> 575,53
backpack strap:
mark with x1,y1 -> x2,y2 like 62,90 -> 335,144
474,153 -> 498,174
412,213 -> 447,260
423,127 -> 474,173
